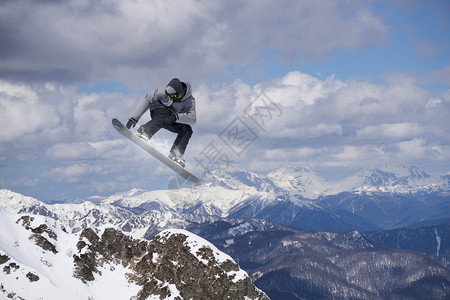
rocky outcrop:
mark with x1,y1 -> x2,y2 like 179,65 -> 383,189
73,227 -> 268,300
17,215 -> 59,254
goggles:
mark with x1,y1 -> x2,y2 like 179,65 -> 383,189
166,91 -> 181,99
165,84 -> 183,99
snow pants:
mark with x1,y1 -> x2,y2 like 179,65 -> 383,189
140,107 -> 193,156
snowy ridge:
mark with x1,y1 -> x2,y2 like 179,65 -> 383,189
0,189 -> 42,212
0,208 -> 140,300
102,186 -> 272,218
324,166 -> 447,195
266,166 -> 329,199
0,165 -> 448,236
157,229 -> 248,283
0,188 -> 193,239
205,165 -> 448,200
0,208 -> 267,300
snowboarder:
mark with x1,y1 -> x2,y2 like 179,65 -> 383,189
126,78 -> 196,167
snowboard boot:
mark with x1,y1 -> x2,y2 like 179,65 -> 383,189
169,152 -> 186,168
137,126 -> 152,142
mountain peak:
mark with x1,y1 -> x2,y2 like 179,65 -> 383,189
267,165 -> 328,198
0,209 -> 268,300
79,226 -> 269,300
0,189 -> 41,211
407,165 -> 431,179
356,168 -> 397,187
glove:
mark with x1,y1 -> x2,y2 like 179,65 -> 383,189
126,118 -> 137,129
165,113 -> 178,125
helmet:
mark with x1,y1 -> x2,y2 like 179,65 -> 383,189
165,78 -> 184,99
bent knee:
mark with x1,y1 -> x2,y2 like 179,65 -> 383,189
182,125 -> 193,136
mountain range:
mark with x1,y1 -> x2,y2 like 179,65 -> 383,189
2,165 -> 448,234
1,165 -> 449,299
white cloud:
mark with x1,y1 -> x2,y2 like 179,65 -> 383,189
395,138 -> 428,160
356,123 -> 424,140
43,162 -> 113,183
46,143 -> 97,160
1,68 -> 449,201
2,1 -> 448,202
229,0 -> 387,60
0,80 -> 61,142
262,72 -> 346,107
45,140 -> 131,161
0,0 -> 388,86
0,80 -> 138,149
325,145 -> 390,168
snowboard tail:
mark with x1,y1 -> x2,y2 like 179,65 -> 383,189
112,118 -> 203,184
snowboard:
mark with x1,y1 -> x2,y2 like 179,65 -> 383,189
112,118 -> 203,184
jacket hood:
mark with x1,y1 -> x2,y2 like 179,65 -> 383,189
181,82 -> 193,101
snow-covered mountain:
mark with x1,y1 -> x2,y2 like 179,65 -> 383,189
0,208 -> 268,300
266,166 -> 329,198
326,165 -> 448,195
0,165 -> 448,234
228,165 -> 448,197
1,165 -> 449,300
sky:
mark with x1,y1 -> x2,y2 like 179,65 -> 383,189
0,0 -> 449,202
